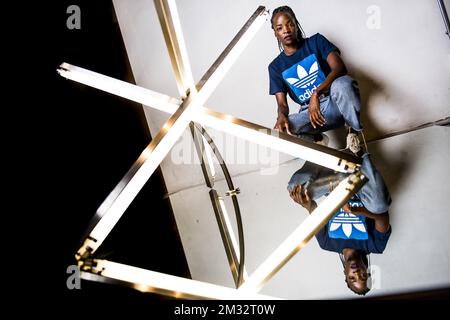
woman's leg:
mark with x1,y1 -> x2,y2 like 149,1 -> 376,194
357,153 -> 392,214
329,75 -> 363,132
287,161 -> 346,200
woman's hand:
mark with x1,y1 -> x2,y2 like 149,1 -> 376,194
342,203 -> 353,214
308,93 -> 325,129
342,203 -> 362,215
290,185 -> 316,213
274,113 -> 293,135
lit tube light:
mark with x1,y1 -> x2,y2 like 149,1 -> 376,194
81,259 -> 279,300
195,110 -> 360,173
57,63 -> 179,114
58,63 -> 359,173
238,173 -> 366,293
194,7 -> 268,103
154,0 -> 196,97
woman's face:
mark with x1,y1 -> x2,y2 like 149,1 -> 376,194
273,12 -> 298,47
344,259 -> 370,294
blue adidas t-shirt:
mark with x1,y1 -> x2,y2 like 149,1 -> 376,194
268,33 -> 340,105
315,199 -> 392,254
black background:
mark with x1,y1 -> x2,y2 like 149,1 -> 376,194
22,0 -> 191,312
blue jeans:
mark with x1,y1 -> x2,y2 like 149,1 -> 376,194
288,75 -> 363,135
287,154 -> 391,214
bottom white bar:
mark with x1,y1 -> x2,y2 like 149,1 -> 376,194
81,260 -> 280,300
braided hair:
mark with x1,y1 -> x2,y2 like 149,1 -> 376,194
270,6 -> 305,52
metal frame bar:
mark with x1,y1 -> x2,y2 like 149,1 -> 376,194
189,123 -> 215,188
190,123 -> 242,285
209,189 -> 241,286
190,123 -> 248,287
217,195 -> 249,284
190,124 -> 243,286
437,0 -> 450,39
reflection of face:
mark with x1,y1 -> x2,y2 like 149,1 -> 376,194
273,12 -> 298,47
344,258 -> 369,294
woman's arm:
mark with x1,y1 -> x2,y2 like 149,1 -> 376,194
342,204 -> 390,233
274,92 -> 292,135
316,51 -> 348,96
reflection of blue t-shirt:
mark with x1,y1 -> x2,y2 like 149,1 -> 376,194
315,199 -> 391,254
328,200 -> 368,240
268,33 -> 339,105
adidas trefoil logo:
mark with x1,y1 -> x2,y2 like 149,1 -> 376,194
286,62 -> 319,89
329,212 -> 367,238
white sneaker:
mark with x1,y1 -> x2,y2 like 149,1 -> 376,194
346,132 -> 361,154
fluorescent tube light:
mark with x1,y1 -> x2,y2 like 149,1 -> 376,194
81,259 -> 279,300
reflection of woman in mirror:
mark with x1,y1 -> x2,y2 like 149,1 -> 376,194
288,153 -> 392,295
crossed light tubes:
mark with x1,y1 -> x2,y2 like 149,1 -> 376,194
58,0 -> 366,300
